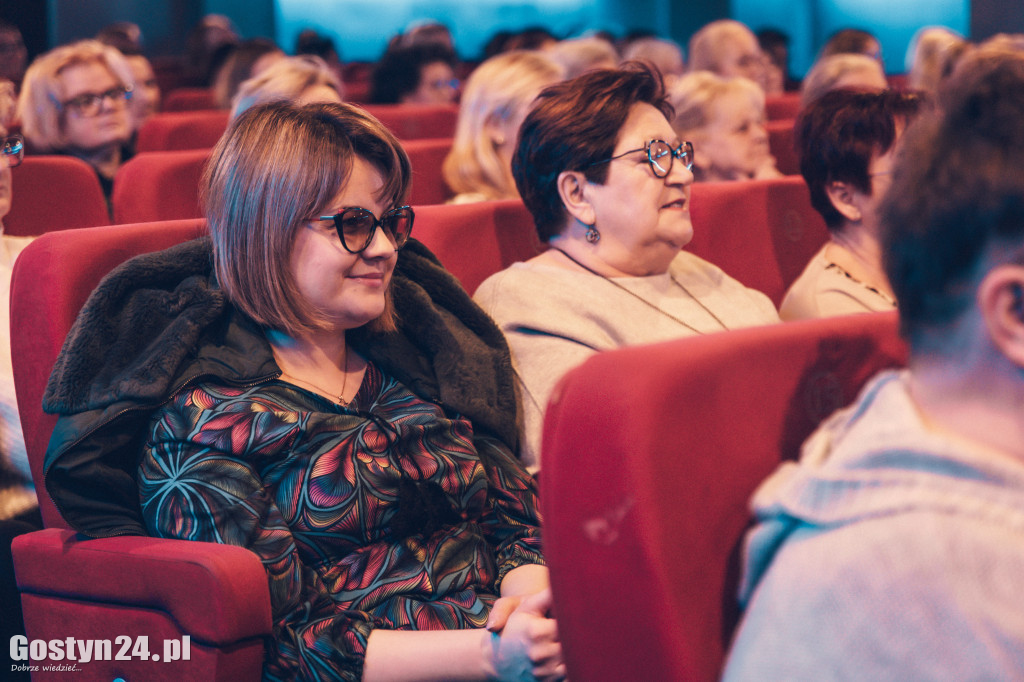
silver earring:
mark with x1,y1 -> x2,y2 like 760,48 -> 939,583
585,225 -> 600,243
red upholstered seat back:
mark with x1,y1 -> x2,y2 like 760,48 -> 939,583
688,176 -> 829,306
7,155 -> 110,236
542,312 -> 908,682
161,87 -> 216,112
11,219 -> 208,528
412,199 -> 541,294
767,118 -> 799,175
361,103 -> 459,140
765,92 -> 802,120
113,149 -> 209,224
135,110 -> 230,152
402,137 -> 454,205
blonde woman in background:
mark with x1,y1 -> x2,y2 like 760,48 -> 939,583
17,40 -> 135,201
905,26 -> 969,94
544,37 -> 618,79
231,54 -> 343,119
800,53 -> 888,108
443,50 -> 564,203
622,37 -> 686,88
669,71 -> 782,181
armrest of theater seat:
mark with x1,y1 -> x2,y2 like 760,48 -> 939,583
12,528 -> 272,645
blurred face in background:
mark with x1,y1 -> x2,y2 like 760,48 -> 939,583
58,59 -> 133,151
696,90 -> 772,180
405,60 -> 458,104
125,54 -> 160,128
717,31 -> 769,92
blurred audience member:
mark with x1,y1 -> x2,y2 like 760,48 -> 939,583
757,27 -> 798,91
820,27 -> 883,63
905,26 -> 969,94
688,19 -> 773,94
184,13 -> 239,86
399,19 -> 456,54
801,53 -> 888,107
0,78 -> 33,524
97,26 -> 160,130
0,22 -> 27,88
444,50 -> 564,203
294,28 -> 344,83
231,55 -> 343,119
504,26 -> 558,53
781,89 -> 922,320
725,49 -> 1024,681
17,40 -> 134,201
370,43 -> 459,105
212,37 -> 284,110
546,36 -> 618,79
670,71 -> 781,181
622,37 -> 685,88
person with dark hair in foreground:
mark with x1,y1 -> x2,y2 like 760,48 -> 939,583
780,88 -> 923,320
41,101 -> 561,681
474,63 -> 779,470
724,50 -> 1024,680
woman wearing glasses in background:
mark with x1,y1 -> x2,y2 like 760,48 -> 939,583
16,39 -> 134,204
474,63 -> 780,471
42,102 -> 562,681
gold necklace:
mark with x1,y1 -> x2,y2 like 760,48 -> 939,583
552,248 -> 729,334
278,346 -> 351,406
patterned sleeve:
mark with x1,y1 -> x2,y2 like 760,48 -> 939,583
137,395 -> 376,682
471,432 -> 546,587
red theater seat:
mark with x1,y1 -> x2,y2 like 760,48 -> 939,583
10,219 -> 271,681
412,199 -> 541,294
542,312 -> 908,682
135,110 -> 230,152
161,87 -> 216,112
112,149 -> 209,224
765,92 -> 802,120
361,103 -> 459,140
688,176 -> 829,306
767,118 -> 799,175
7,155 -> 110,235
403,138 -> 454,205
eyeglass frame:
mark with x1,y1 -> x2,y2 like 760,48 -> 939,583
317,205 -> 415,254
586,139 -> 695,179
53,84 -> 134,117
2,134 -> 24,168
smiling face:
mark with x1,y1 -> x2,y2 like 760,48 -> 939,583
288,155 -> 398,333
695,90 -> 772,181
582,102 -> 694,275
58,60 -> 132,152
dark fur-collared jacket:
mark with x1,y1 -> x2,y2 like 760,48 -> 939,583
41,237 -> 521,539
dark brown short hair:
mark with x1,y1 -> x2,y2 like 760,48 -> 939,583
203,101 -> 411,335
512,61 -> 673,242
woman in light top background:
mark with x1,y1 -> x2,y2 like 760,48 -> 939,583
474,63 -> 779,470
669,71 -> 782,182
780,88 -> 923,320
443,50 -> 564,204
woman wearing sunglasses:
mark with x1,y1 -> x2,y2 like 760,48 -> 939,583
17,40 -> 135,204
42,102 -> 561,681
474,63 -> 780,471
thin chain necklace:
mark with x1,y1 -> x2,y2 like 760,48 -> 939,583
552,248 -> 728,334
278,345 -> 352,406
825,263 -> 897,307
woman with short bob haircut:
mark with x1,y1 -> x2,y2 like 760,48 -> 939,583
475,63 -> 779,469
17,40 -> 134,198
42,100 -> 561,681
443,50 -> 564,203
230,54 -> 343,119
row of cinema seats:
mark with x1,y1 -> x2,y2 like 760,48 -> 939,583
7,212 -> 905,679
7,155 -> 827,306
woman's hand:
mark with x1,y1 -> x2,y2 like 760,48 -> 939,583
486,588 -> 565,681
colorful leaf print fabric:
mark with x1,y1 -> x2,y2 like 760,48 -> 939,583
138,362 -> 543,681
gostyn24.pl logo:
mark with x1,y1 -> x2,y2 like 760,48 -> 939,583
10,635 -> 190,672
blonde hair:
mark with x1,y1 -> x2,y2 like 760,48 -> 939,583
687,20 -> 758,74
545,37 -> 618,79
623,38 -> 685,85
906,27 -> 968,93
231,55 -> 343,119
669,70 -> 765,137
16,39 -> 134,152
204,101 -> 411,335
801,53 -> 887,107
443,50 -> 563,201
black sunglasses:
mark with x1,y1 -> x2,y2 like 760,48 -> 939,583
318,206 -> 415,254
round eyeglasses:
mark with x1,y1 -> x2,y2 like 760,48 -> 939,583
2,134 -> 23,168
587,139 -> 695,178
318,206 -> 415,254
59,85 -> 133,117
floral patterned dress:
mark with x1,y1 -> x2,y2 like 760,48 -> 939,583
138,361 -> 543,681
